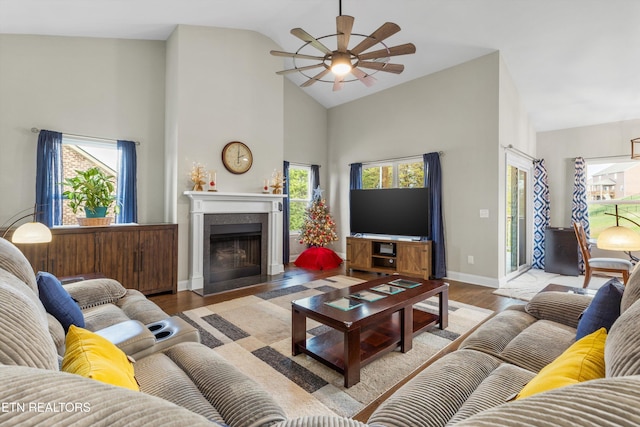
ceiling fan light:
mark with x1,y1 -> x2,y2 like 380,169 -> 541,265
331,53 -> 352,76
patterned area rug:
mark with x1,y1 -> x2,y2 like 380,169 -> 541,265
177,275 -> 493,419
492,268 -> 612,301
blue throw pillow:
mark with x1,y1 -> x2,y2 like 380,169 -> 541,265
36,271 -> 85,333
575,278 -> 624,340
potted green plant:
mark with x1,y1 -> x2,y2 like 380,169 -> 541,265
62,167 -> 120,225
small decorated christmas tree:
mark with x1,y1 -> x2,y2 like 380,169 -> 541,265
299,188 -> 338,247
295,187 -> 342,270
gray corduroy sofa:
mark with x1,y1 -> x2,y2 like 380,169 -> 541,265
0,237 -> 287,426
362,272 -> 640,427
278,271 -> 640,427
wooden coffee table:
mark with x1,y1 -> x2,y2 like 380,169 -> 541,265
291,275 -> 448,387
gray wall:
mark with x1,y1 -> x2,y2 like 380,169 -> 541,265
328,52 -> 506,285
0,34 -> 166,224
165,25 -> 284,285
283,78 -> 329,258
538,119 -> 640,227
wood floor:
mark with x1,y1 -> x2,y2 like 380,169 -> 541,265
150,264 -> 523,315
148,265 -> 524,422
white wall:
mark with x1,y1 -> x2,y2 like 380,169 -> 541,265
0,34 -> 166,223
497,56 -> 537,281
283,79 -> 329,259
538,119 -> 640,227
284,79 -> 328,183
328,52 -> 504,285
165,25 -> 284,285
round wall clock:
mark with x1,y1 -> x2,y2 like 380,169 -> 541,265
221,141 -> 253,174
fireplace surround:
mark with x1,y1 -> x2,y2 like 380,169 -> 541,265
203,214 -> 267,294
184,191 -> 286,294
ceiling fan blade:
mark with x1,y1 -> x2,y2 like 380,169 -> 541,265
358,43 -> 416,60
291,28 -> 333,55
270,50 -> 326,61
336,15 -> 354,53
276,63 -> 325,75
333,75 -> 345,92
301,68 -> 332,87
351,67 -> 376,87
350,22 -> 401,55
358,61 -> 405,74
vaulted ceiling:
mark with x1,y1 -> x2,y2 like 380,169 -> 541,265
2,0 -> 639,132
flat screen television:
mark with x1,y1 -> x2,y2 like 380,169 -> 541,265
349,188 -> 430,239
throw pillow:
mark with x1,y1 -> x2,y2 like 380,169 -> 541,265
36,271 -> 85,332
516,328 -> 607,399
62,325 -> 139,391
576,278 -> 624,340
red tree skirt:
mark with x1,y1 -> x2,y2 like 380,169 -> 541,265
294,246 -> 343,271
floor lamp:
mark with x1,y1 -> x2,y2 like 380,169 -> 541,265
1,207 -> 52,244
597,205 -> 640,263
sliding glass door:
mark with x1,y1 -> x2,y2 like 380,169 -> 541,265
506,154 -> 532,276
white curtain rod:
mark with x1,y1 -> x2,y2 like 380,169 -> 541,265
31,127 -> 140,145
502,144 -> 539,162
352,151 -> 444,166
579,154 -> 631,161
287,162 -> 320,168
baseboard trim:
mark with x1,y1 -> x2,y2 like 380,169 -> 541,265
177,280 -> 189,292
445,271 -> 499,288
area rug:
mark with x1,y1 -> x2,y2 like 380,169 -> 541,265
176,275 -> 493,419
492,268 -> 613,301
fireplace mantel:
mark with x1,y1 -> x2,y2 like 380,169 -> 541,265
183,191 -> 287,292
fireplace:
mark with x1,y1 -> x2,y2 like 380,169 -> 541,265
210,223 -> 261,281
184,191 -> 286,294
201,213 -> 268,295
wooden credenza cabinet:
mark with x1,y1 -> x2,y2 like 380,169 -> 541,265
346,236 -> 432,280
15,224 -> 177,295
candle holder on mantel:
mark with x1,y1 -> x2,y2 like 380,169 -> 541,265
208,171 -> 217,192
270,170 -> 285,194
262,179 -> 270,193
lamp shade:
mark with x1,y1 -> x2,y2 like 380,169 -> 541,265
596,226 -> 640,251
11,222 -> 52,244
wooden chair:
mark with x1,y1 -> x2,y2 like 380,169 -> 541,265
573,221 -> 632,288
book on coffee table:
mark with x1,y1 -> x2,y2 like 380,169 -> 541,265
324,297 -> 363,311
371,284 -> 405,295
350,290 -> 386,302
389,278 -> 422,288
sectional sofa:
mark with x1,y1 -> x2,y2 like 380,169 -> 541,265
4,231 -> 640,427
0,237 -> 287,426
281,272 -> 640,426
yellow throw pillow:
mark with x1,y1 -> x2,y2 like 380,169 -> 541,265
62,325 -> 139,391
516,327 -> 607,399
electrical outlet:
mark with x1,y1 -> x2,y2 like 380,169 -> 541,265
479,209 -> 489,218
467,255 -> 474,264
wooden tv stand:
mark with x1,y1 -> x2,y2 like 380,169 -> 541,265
346,236 -> 432,280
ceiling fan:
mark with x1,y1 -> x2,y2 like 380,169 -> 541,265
270,0 -> 416,91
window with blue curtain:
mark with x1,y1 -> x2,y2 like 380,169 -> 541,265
35,131 -> 137,226
424,152 -> 446,279
311,164 -> 320,195
283,161 -> 290,263
349,163 -> 362,190
116,140 -> 137,224
35,130 -> 63,227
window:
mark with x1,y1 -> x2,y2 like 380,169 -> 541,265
586,160 -> 640,238
362,158 -> 424,189
288,165 -> 311,232
61,136 -> 119,225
